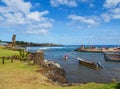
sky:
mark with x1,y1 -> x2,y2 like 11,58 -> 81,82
0,0 -> 120,45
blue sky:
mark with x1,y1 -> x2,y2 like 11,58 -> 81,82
0,0 -> 120,45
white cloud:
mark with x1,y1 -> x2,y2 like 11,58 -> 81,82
68,15 -> 100,27
110,8 -> 120,19
50,0 -> 77,7
101,8 -> 120,22
26,29 -> 48,35
27,11 -> 42,21
110,8 -> 120,14
104,0 -> 120,8
0,0 -> 53,35
79,0 -> 88,2
89,3 -> 94,8
27,10 -> 50,22
68,0 -> 120,28
29,22 -> 52,29
101,0 -> 120,22
113,14 -> 120,19
101,13 -> 111,22
50,0 -> 91,7
0,16 -> 4,21
4,12 -> 26,24
38,22 -> 52,28
1,0 -> 31,15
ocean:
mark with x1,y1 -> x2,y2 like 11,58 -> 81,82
27,45 -> 120,83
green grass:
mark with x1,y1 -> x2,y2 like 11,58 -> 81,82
0,47 -> 19,57
0,47 -> 19,63
0,46 -> 119,89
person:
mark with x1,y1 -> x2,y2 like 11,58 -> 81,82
64,54 -> 68,60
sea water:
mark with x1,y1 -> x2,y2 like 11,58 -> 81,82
27,45 -> 120,83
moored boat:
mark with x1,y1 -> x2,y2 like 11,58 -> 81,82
77,57 -> 102,69
104,52 -> 120,62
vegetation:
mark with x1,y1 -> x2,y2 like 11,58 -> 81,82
0,40 -> 1,42
0,46 -> 119,89
7,41 -> 61,47
0,46 -> 19,57
19,49 -> 29,61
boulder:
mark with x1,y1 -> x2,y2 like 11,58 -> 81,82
37,60 -> 67,84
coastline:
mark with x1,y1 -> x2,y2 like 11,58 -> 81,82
0,46 -> 120,89
38,60 -> 68,84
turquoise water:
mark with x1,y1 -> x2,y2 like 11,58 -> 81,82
27,45 -> 120,83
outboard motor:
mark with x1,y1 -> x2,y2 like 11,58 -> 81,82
97,62 -> 103,69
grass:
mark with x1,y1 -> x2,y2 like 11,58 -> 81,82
0,46 -> 19,56
0,46 -> 119,89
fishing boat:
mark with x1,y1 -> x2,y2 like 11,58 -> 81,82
104,52 -> 120,62
77,57 -> 102,69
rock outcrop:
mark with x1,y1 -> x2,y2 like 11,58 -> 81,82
37,60 -> 67,84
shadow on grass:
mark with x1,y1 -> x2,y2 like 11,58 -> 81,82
115,83 -> 120,89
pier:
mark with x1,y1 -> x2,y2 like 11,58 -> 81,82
75,45 -> 120,53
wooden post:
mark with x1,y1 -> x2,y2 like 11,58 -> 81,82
11,58 -> 13,63
2,57 -> 4,64
30,53 -> 35,64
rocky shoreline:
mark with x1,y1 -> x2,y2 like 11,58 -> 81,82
37,60 -> 84,86
37,60 -> 67,84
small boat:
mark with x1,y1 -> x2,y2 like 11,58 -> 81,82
77,57 -> 102,69
104,52 -> 120,62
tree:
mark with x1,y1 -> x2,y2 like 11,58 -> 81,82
0,40 -> 1,42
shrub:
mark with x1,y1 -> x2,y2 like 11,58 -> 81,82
19,49 -> 29,61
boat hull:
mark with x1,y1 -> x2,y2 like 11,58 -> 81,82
77,58 -> 102,69
104,54 -> 120,62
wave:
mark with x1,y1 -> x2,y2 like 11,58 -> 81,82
27,46 -> 67,52
38,46 -> 66,50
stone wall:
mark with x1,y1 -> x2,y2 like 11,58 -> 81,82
30,51 -> 44,65
34,51 -> 44,65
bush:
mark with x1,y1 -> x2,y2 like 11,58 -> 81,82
115,83 -> 120,89
19,49 -> 29,61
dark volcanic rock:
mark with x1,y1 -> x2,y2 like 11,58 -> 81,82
37,60 -> 67,84
47,67 -> 67,84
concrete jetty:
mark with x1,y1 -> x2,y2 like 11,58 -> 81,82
75,46 -> 120,53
